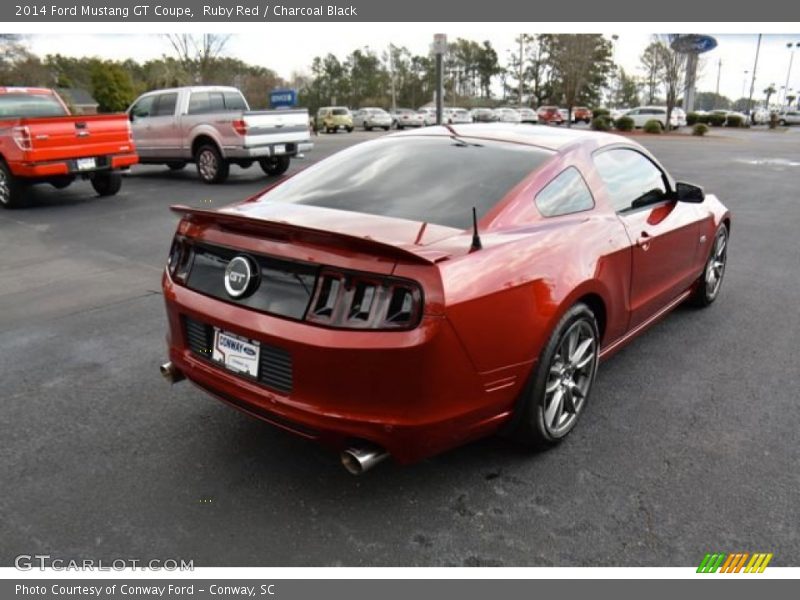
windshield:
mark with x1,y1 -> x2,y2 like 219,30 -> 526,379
0,93 -> 68,118
256,136 -> 553,229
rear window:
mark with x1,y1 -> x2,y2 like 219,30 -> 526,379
257,136 -> 553,229
332,108 -> 349,116
0,93 -> 68,118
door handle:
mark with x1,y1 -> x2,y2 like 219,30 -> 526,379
636,232 -> 652,250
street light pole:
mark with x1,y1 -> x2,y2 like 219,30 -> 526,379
783,42 -> 799,107
747,34 -> 761,118
742,70 -> 749,100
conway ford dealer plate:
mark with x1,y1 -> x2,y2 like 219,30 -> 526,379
211,328 -> 260,377
76,157 -> 97,171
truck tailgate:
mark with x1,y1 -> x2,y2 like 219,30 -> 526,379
242,109 -> 310,147
19,114 -> 133,162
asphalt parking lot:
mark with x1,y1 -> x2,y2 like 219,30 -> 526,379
1,126 -> 798,567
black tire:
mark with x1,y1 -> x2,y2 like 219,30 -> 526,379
779,119 -> 787,126
258,155 -> 290,177
90,171 -> 122,197
50,176 -> 73,190
505,303 -> 600,448
0,160 -> 28,209
194,144 -> 229,184
688,224 -> 728,307
346,127 -> 353,133
398,125 -> 404,130
167,162 -> 187,171
383,126 -> 390,131
366,126 -> 372,131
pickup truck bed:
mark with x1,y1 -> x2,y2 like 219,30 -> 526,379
0,87 -> 138,209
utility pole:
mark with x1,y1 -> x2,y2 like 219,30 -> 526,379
716,58 -> 722,98
747,34 -> 761,117
433,34 -> 446,125
388,43 -> 397,113
518,34 -> 525,106
783,42 -> 799,107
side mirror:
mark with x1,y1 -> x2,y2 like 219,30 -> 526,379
676,181 -> 705,203
128,112 -> 136,122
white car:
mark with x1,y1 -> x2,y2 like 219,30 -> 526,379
418,108 -> 438,126
777,110 -> 800,125
391,108 -> 424,129
750,107 -> 771,125
624,106 -> 686,130
353,107 -> 392,131
443,108 -> 472,124
517,107 -> 538,123
493,107 -> 522,123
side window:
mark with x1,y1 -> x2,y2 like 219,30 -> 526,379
208,92 -> 225,111
130,96 -> 155,119
152,93 -> 177,117
594,149 -> 669,213
535,167 -> 595,217
223,91 -> 247,111
188,92 -> 210,115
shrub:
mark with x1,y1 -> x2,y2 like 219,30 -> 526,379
591,116 -> 612,131
707,113 -> 726,126
686,112 -> 701,126
725,114 -> 744,128
615,116 -> 634,131
643,119 -> 663,134
593,108 -> 611,119
696,113 -> 710,124
692,123 -> 709,136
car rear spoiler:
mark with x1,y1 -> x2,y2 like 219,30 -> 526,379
169,205 -> 449,265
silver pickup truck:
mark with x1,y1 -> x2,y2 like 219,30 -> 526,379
127,86 -> 312,184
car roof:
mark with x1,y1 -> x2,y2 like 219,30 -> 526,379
392,123 -> 628,152
139,86 -> 240,96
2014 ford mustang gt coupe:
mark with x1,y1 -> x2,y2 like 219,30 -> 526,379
161,124 -> 730,474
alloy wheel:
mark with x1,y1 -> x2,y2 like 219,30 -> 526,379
705,228 -> 728,300
198,150 -> 218,181
0,168 -> 9,206
543,319 -> 598,437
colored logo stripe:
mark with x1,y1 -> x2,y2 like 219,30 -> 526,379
697,552 -> 773,573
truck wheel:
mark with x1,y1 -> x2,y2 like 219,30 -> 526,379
91,171 -> 122,196
195,144 -> 229,184
0,161 -> 28,209
167,162 -> 187,171
259,156 -> 290,176
50,176 -> 74,189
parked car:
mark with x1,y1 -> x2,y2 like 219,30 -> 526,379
624,106 -> 685,130
517,107 -> 539,124
443,108 -> 472,124
470,108 -> 498,123
161,124 -> 730,473
128,86 -> 313,184
609,108 -> 629,121
776,110 -> 800,125
493,107 -> 522,123
572,107 -> 593,124
391,108 -> 424,129
418,107 -> 438,126
750,107 -> 771,125
317,106 -> 354,133
0,87 -> 137,209
537,106 -> 564,125
353,107 -> 392,131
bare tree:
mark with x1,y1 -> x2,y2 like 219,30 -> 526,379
640,42 -> 661,105
164,34 -> 231,83
654,38 -> 687,131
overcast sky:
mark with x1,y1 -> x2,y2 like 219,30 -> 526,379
24,30 -> 800,103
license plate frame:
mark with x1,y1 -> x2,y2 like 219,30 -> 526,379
76,157 -> 97,171
272,144 -> 286,155
211,328 -> 260,378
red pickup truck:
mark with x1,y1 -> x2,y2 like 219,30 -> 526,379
0,87 -> 138,209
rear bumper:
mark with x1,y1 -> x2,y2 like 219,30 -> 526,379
163,274 -> 516,463
11,153 -> 138,178
224,141 -> 313,159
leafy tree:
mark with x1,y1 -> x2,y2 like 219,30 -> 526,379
90,60 -> 136,112
762,84 -> 776,106
612,68 -> 641,108
694,92 -> 731,111
545,34 -> 613,125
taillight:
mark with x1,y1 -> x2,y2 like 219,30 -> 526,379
167,235 -> 192,284
232,119 -> 248,135
306,269 -> 423,330
12,126 -> 32,151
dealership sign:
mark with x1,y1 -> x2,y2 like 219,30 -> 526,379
269,89 -> 298,108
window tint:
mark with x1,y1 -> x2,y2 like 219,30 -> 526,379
0,93 -> 68,118
130,95 -> 155,119
258,137 -> 553,229
535,168 -> 595,217
152,93 -> 177,117
223,91 -> 247,111
188,91 -> 225,115
332,108 -> 349,115
594,149 -> 668,212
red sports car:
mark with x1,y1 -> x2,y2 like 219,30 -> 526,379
161,124 -> 730,474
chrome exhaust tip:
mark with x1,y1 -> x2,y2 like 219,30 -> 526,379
160,361 -> 185,384
341,444 -> 389,475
